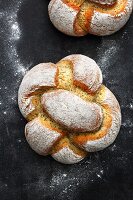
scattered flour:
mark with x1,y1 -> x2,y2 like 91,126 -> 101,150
96,39 -> 119,79
33,159 -> 105,199
0,1 -> 30,118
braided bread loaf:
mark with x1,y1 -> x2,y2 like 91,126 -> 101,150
18,55 -> 121,164
48,0 -> 133,36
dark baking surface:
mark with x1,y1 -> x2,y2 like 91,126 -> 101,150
0,0 -> 133,199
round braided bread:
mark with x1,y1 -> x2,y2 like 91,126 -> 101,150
18,55 -> 121,164
48,0 -> 133,36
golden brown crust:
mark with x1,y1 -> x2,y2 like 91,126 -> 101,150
51,137 -> 87,157
71,104 -> 112,144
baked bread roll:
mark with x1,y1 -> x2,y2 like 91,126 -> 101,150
48,0 -> 133,36
18,54 -> 121,164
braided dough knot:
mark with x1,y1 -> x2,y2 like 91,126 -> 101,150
48,0 -> 133,36
18,54 -> 121,164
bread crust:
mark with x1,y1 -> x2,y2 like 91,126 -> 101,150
42,89 -> 103,132
18,63 -> 58,118
90,0 -> 117,5
25,117 -> 63,155
60,54 -> 103,93
71,86 -> 121,151
52,146 -> 85,164
48,0 -> 133,36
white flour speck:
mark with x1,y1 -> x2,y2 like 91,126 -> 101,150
97,174 -> 102,179
129,103 -> 133,110
63,174 -> 67,177
110,144 -> 117,152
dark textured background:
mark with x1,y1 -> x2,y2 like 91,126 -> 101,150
0,0 -> 133,199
